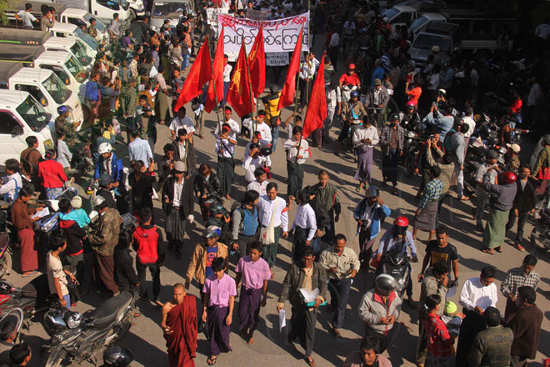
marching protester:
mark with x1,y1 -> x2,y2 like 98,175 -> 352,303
2,1 -> 550,365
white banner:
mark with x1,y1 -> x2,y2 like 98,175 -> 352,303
218,12 -> 309,61
266,52 -> 289,66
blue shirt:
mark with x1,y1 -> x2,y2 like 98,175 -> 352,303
128,137 -> 153,168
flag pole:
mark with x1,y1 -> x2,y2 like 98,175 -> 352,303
210,31 -> 223,133
242,36 -> 256,136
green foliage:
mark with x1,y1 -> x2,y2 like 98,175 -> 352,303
0,0 -> 8,25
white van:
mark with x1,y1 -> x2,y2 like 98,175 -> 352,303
0,62 -> 84,126
0,90 -> 54,162
43,36 -> 95,71
54,0 -> 131,27
408,13 -> 446,38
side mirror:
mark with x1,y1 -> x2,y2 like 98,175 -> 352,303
11,125 -> 23,136
40,98 -> 48,106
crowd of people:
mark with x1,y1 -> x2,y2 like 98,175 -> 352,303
0,0 -> 548,366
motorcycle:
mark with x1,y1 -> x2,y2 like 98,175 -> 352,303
530,208 -> 550,251
43,291 -> 136,367
379,246 -> 411,298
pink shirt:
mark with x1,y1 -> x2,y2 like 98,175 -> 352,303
236,256 -> 271,290
203,273 -> 237,307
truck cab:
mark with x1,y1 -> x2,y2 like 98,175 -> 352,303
409,22 -> 458,66
381,5 -> 418,33
0,62 -> 84,127
0,90 -> 54,162
59,8 -> 109,44
0,29 -> 94,70
48,23 -> 98,59
408,12 -> 447,38
151,0 -> 194,30
0,45 -> 88,90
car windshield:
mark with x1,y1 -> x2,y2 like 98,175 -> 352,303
42,73 -> 71,104
16,95 -> 51,132
84,14 -> 106,32
382,8 -> 399,21
65,56 -> 86,83
42,65 -> 71,86
70,41 -> 92,66
153,2 -> 188,16
410,17 -> 428,32
413,34 -> 452,52
75,29 -> 98,51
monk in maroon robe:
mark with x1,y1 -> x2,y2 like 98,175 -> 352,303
161,283 -> 198,367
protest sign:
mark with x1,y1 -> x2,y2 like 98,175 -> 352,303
218,12 -> 309,61
266,52 -> 290,66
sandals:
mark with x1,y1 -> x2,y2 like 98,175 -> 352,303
207,356 -> 217,365
306,356 -> 316,367
481,249 -> 495,255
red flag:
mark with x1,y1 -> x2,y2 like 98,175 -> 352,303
226,41 -> 254,118
248,25 -> 265,97
303,55 -> 327,139
174,37 -> 212,112
205,28 -> 225,113
277,27 -> 303,111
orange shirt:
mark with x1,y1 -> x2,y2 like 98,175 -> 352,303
407,86 -> 422,106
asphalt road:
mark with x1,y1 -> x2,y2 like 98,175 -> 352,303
8,104 -> 550,367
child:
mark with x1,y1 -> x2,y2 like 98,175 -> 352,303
59,196 -> 90,228
47,236 -> 77,309
441,300 -> 465,338
235,241 -> 270,344
202,257 -> 236,365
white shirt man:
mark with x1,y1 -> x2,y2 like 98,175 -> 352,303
169,115 -> 195,139
299,57 -> 319,81
247,180 -> 268,196
253,119 -> 272,145
352,124 -> 380,148
462,114 -> 476,139
284,138 -> 310,165
129,137 -> 154,168
243,154 -> 269,183
291,202 -> 317,241
16,9 -> 37,28
0,172 -> 23,203
215,118 -> 240,140
257,195 -> 288,231
223,64 -> 232,83
216,137 -> 235,159
460,277 -> 498,312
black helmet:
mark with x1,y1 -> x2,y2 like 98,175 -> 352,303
210,203 -> 225,216
350,90 -> 360,98
103,346 -> 133,367
375,274 -> 397,294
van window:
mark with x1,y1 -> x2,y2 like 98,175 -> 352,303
15,84 -> 48,107
68,17 -> 87,28
0,112 -> 21,135
40,65 -> 71,86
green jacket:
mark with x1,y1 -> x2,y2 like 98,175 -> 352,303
279,263 -> 328,307
469,325 -> 513,367
534,145 -> 550,179
89,207 -> 123,256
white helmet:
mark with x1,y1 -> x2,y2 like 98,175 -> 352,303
98,142 -> 113,155
92,195 -> 106,208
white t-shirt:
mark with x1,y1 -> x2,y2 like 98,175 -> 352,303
169,116 -> 195,135
223,64 -> 233,83
17,10 -> 37,27
47,252 -> 68,296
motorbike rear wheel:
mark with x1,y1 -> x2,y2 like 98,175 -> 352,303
45,346 -> 71,367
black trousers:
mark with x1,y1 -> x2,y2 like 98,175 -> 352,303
287,161 -> 304,198
217,157 -> 234,196
289,304 -> 317,357
136,261 -> 161,300
292,226 -> 310,263
382,149 -> 400,186
506,210 -> 529,242
456,310 -> 487,367
328,278 -> 352,329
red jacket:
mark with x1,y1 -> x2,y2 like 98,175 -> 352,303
38,159 -> 67,189
133,224 -> 162,264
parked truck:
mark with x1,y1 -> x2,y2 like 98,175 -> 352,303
0,89 -> 55,162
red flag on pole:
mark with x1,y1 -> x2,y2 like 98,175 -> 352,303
226,40 -> 254,118
303,55 -> 327,139
205,28 -> 225,113
277,26 -> 303,111
248,25 -> 265,97
174,37 -> 212,112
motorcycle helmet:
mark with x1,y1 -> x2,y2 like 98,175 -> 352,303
103,346 -> 133,367
375,274 -> 397,295
98,142 -> 113,155
57,105 -> 68,115
407,101 -> 415,110
205,225 -> 221,239
350,90 -> 360,99
543,134 -> 550,145
209,203 -> 225,216
366,185 -> 379,198
64,311 -> 82,329
394,216 -> 409,235
259,147 -> 273,156
501,171 -> 517,185
92,195 -> 106,209
391,114 -> 400,122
